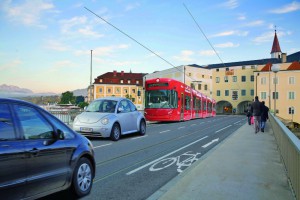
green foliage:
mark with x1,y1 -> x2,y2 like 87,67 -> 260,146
78,102 -> 89,109
60,91 -> 75,104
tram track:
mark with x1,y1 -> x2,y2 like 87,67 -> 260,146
91,116 -> 242,183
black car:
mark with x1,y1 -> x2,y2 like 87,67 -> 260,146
0,98 -> 95,199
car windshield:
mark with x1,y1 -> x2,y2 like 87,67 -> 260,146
86,100 -> 117,113
145,90 -> 178,108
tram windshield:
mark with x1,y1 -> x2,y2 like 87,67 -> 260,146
145,90 -> 178,109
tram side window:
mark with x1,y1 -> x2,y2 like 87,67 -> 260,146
185,96 -> 191,110
203,101 -> 207,111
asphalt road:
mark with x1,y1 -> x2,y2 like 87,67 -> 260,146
41,115 -> 246,200
82,115 -> 246,200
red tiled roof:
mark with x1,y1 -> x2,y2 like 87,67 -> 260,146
287,61 -> 300,70
260,63 -> 272,71
270,31 -> 282,53
94,70 -> 147,86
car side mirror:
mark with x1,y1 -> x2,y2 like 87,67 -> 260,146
118,107 -> 124,113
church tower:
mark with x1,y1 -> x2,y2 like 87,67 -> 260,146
270,29 -> 282,59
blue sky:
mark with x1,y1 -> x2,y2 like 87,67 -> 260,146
1,0 -> 299,94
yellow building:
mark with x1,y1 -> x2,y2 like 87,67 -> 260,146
144,30 -> 300,125
255,61 -> 300,125
91,70 -> 146,110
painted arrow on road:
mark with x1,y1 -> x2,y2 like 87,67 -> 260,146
202,138 -> 219,148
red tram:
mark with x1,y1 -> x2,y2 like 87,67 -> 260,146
144,78 -> 216,121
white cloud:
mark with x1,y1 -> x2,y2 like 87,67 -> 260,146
0,59 -> 22,71
2,0 -> 55,28
45,40 -> 68,51
221,0 -> 239,9
253,31 -> 285,44
74,44 -> 130,56
199,50 -> 217,56
173,50 -> 195,62
49,60 -> 75,72
243,20 -> 264,27
125,3 -> 140,11
269,1 -> 300,14
214,42 -> 240,48
210,30 -> 248,38
237,14 -> 246,20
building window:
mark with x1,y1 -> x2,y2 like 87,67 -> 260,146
225,90 -> 229,96
224,76 -> 228,82
116,88 -> 120,93
251,89 -> 254,96
107,88 -> 111,93
251,65 -> 255,69
272,92 -> 278,99
241,90 -> 246,96
226,68 -> 229,71
99,88 -> 103,93
261,92 -> 267,100
288,107 -> 295,114
202,75 -> 205,78
261,77 -> 266,85
198,84 -> 202,90
132,89 -> 136,93
124,89 -> 128,94
217,90 -> 221,96
128,80 -> 131,84
210,76 -> 212,79
216,77 -> 220,83
204,85 -> 208,90
120,79 -> 124,83
289,77 -> 295,84
288,92 -> 295,100
136,80 -> 139,84
241,76 -> 246,82
216,69 -> 219,72
189,73 -> 192,76
232,76 -> 237,82
242,66 -> 245,70
251,75 -> 254,82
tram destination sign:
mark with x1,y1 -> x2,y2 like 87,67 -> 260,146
148,83 -> 169,88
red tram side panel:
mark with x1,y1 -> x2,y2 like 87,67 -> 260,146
144,78 -> 216,122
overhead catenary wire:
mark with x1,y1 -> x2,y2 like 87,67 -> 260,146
84,6 -> 200,84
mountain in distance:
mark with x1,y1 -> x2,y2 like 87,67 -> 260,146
0,84 -> 87,98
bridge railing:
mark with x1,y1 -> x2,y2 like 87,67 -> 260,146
270,113 -> 300,200
49,110 -> 83,125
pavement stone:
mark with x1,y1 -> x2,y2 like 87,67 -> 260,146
148,121 -> 295,200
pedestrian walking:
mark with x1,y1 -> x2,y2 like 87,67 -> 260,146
246,104 -> 252,125
251,96 -> 263,133
260,101 -> 269,132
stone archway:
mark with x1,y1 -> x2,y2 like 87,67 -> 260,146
237,101 -> 252,114
216,101 -> 233,114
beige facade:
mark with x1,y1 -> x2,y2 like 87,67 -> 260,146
93,84 -> 144,110
255,63 -> 299,124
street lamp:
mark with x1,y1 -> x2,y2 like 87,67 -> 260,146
255,72 -> 260,96
271,64 -> 280,116
291,106 -> 294,124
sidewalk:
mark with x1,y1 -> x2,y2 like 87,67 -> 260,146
148,121 -> 295,200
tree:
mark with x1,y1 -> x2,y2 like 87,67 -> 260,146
76,96 -> 85,104
78,102 -> 89,109
60,91 -> 75,104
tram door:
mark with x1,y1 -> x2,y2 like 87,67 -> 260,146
180,93 -> 184,120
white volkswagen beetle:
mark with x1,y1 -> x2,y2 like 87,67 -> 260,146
73,97 -> 146,141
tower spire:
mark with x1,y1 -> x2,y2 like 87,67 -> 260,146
270,26 -> 282,59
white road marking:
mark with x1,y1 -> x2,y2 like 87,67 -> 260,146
131,135 -> 148,140
126,136 -> 208,175
234,120 -> 242,124
191,124 -> 196,126
215,125 -> 232,133
202,138 -> 219,148
94,143 -> 112,149
178,126 -> 185,129
160,130 -> 171,133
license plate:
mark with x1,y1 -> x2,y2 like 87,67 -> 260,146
80,127 -> 93,132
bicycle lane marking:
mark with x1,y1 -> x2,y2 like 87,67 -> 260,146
126,136 -> 208,175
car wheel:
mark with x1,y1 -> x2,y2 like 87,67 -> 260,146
110,123 -> 121,141
139,120 -> 146,136
72,157 -> 93,198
